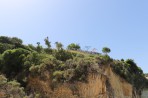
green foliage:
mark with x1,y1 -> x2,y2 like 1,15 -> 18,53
44,37 -> 51,49
28,44 -> 36,51
0,36 -> 12,44
0,36 -> 147,96
125,59 -> 143,74
0,54 -> 3,70
76,53 -> 84,58
102,47 -> 111,54
0,75 -> 26,98
0,75 -> 7,85
63,69 -> 75,81
62,57 -> 99,82
53,71 -> 64,82
29,65 -> 41,77
67,43 -> 80,50
0,43 -> 14,54
25,52 -> 44,66
44,48 -> 52,54
29,55 -> 59,77
53,49 -> 73,61
27,53 -> 55,77
41,56 -> 61,71
0,36 -> 22,46
1,48 -> 30,77
99,54 -> 113,64
55,42 -> 63,50
34,93 -> 41,98
11,37 -> 23,44
112,59 -> 146,92
36,42 -> 43,53
0,36 -> 31,53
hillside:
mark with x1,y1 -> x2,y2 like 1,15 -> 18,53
0,36 -> 147,98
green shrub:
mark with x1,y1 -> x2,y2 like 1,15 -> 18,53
25,52 -> 44,66
44,48 -> 52,54
53,71 -> 64,82
53,49 -> 73,61
0,75 -> 26,97
112,59 -> 146,91
29,65 -> 40,76
64,58 -> 93,82
0,43 -> 14,54
2,48 -> 30,77
63,69 -> 75,81
67,43 -> 80,50
99,55 -> 113,64
0,75 -> 7,85
28,44 -> 36,51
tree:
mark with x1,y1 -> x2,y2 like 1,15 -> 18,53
125,59 -> 143,74
0,36 -> 12,44
67,43 -> 80,50
0,36 -> 22,45
102,47 -> 111,54
0,43 -> 14,54
0,36 -> 24,50
36,42 -> 43,53
11,37 -> 23,45
2,48 -> 30,77
55,42 -> 63,50
11,37 -> 23,48
28,44 -> 36,50
44,36 -> 51,49
53,49 -> 73,61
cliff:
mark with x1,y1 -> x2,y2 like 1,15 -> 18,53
27,65 -> 140,98
0,36 -> 147,98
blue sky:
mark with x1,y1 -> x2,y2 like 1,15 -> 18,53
0,0 -> 148,73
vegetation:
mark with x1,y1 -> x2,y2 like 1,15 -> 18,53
0,36 -> 147,97
67,43 -> 81,50
44,36 -> 51,49
111,59 -> 147,93
102,47 -> 111,54
0,75 -> 26,97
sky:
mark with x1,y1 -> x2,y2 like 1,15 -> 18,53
0,0 -> 148,73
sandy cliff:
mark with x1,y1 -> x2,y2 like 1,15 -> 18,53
27,66 -> 140,98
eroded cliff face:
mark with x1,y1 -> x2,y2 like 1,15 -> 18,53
27,66 -> 140,98
104,66 -> 135,98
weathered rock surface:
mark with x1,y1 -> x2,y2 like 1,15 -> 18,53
27,66 -> 141,98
